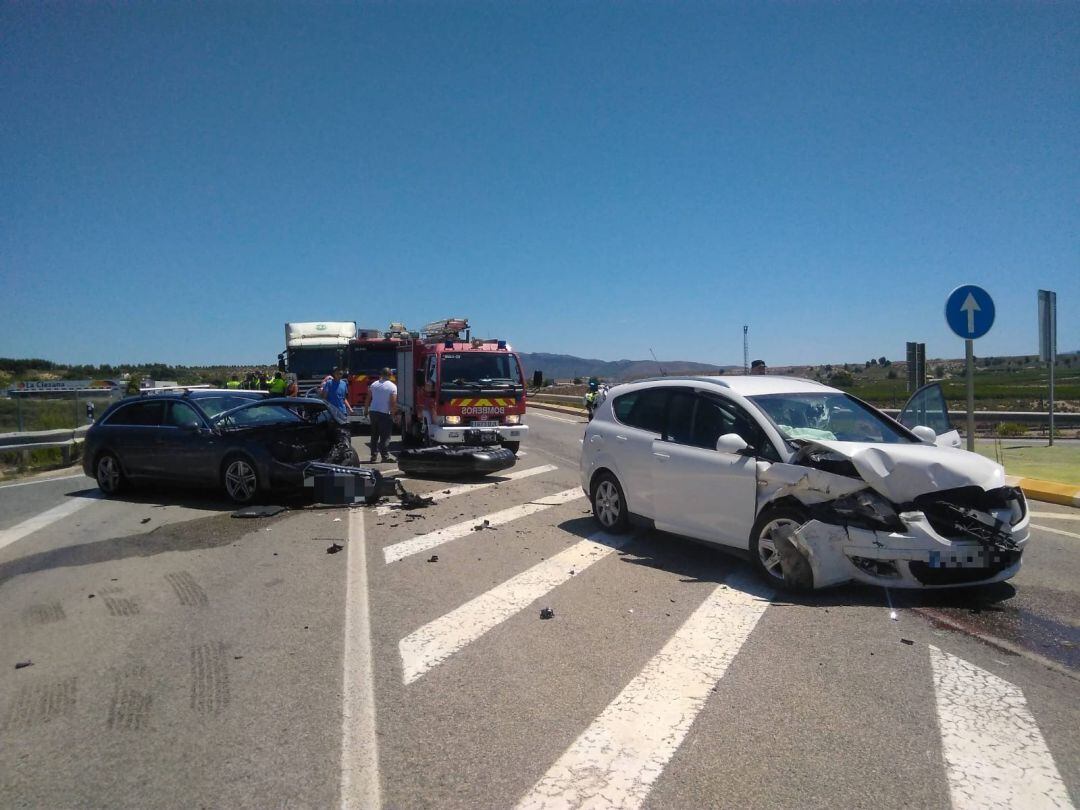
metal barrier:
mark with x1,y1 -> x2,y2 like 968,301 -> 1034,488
0,426 -> 90,466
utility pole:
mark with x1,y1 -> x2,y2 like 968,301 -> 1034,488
743,325 -> 749,375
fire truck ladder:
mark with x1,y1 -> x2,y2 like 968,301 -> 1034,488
421,318 -> 470,341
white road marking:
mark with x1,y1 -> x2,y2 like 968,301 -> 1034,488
382,487 -> 584,564
400,530 -> 628,684
1029,512 -> 1080,521
0,473 -> 86,490
376,464 -> 557,515
0,493 -> 101,553
527,411 -> 584,424
516,574 -> 772,810
928,645 -> 1072,810
340,508 -> 381,810
1031,524 -> 1080,541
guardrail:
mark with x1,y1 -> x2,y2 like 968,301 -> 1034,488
526,393 -> 1079,428
0,425 -> 90,466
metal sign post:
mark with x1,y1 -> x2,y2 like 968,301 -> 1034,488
1039,290 -> 1057,446
945,285 -> 995,451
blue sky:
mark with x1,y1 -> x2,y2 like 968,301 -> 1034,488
2,2 -> 1076,367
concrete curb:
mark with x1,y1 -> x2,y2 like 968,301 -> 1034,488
1006,475 -> 1080,508
527,401 -> 1079,509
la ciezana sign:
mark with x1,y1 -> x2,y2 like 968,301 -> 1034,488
11,380 -> 119,393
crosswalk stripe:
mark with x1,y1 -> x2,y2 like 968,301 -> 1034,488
382,487 -> 585,564
376,464 -> 558,516
399,530 -> 629,684
928,645 -> 1072,810
515,574 -> 772,810
0,493 -> 101,553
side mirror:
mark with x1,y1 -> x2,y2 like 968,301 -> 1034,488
715,433 -> 750,455
180,422 -> 202,433
911,425 -> 937,444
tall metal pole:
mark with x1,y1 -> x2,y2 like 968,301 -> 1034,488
1048,356 -> 1055,447
965,339 -> 975,451
16,396 -> 23,432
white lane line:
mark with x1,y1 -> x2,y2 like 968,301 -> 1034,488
0,473 -> 87,490
382,487 -> 584,564
1031,524 -> 1080,541
340,508 -> 381,810
1029,512 -> 1080,521
527,411 -> 584,424
400,530 -> 628,685
376,464 -> 557,516
928,645 -> 1072,810
0,493 -> 102,553
516,575 -> 772,810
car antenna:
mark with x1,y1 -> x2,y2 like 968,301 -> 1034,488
649,348 -> 666,376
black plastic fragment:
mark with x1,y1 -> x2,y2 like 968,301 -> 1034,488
427,555 -> 439,563
900,638 -> 914,646
539,607 -> 554,620
233,504 -> 287,518
327,542 -> 344,554
15,661 -> 33,670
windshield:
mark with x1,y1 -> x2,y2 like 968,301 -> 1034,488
215,402 -> 328,428
349,346 -> 397,375
748,392 -> 914,444
440,353 -> 521,387
288,347 -> 343,379
194,393 -> 265,417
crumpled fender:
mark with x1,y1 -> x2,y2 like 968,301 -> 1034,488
774,520 -> 854,589
756,460 -> 868,510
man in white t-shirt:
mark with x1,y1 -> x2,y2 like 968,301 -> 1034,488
364,367 -> 398,463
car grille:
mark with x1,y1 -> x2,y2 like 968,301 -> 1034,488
913,486 -> 1024,550
908,551 -> 1020,586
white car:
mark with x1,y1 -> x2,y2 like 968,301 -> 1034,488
580,376 -> 1029,590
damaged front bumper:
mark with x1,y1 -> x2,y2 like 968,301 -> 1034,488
783,514 -> 1029,589
428,424 -> 528,445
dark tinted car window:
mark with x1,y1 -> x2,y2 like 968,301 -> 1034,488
694,395 -> 778,461
612,392 -> 637,423
167,402 -> 203,428
107,401 -> 165,426
625,389 -> 669,434
663,390 -> 696,444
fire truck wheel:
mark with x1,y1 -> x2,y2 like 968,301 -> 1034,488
502,441 -> 520,454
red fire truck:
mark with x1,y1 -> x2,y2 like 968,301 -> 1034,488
346,322 -> 410,426
396,318 -> 528,453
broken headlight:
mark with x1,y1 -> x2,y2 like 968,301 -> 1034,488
823,490 -> 905,533
1007,491 -> 1026,526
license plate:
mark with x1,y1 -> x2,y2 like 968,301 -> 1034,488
471,420 -> 498,428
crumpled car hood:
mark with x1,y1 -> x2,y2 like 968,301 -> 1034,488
803,440 -> 1006,502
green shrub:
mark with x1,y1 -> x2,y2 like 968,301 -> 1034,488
996,422 -> 1025,438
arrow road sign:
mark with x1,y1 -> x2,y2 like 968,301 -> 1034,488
945,285 -> 995,340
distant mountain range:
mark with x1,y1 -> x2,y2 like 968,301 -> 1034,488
517,352 -> 739,382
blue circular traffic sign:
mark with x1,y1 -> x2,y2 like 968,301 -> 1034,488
945,285 -> 995,340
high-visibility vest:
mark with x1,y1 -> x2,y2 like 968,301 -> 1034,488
268,378 -> 288,395
226,380 -> 241,389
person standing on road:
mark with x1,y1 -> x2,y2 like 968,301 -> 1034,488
285,374 -> 299,397
321,367 -> 355,461
365,367 -> 398,463
267,371 -> 287,396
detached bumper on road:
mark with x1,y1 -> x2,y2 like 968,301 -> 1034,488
428,424 -> 528,445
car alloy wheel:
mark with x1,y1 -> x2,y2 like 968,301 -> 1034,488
749,504 -> 811,589
591,472 -> 628,533
224,458 -> 258,504
755,517 -> 801,583
96,453 -> 123,495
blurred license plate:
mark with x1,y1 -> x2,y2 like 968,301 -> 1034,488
471,420 -> 498,428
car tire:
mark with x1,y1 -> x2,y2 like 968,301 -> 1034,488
503,441 -> 520,454
750,505 -> 811,590
222,455 -> 260,505
95,452 -> 126,496
591,471 -> 629,533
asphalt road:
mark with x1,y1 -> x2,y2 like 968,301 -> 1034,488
0,413 -> 1078,809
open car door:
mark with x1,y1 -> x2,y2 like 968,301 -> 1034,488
898,383 -> 962,449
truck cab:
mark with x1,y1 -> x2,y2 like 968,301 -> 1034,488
346,324 -> 408,425
397,319 -> 528,453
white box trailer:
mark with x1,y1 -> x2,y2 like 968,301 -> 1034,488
285,322 -> 357,347
281,322 -> 357,394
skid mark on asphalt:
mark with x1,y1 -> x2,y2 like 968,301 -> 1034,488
108,686 -> 153,731
516,574 -> 773,810
399,530 -> 629,684
1,676 -> 78,732
165,571 -> 209,607
190,641 -> 231,715
382,487 -> 585,564
928,646 -> 1072,809
103,595 -> 140,617
375,464 -> 558,516
22,601 -> 66,626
